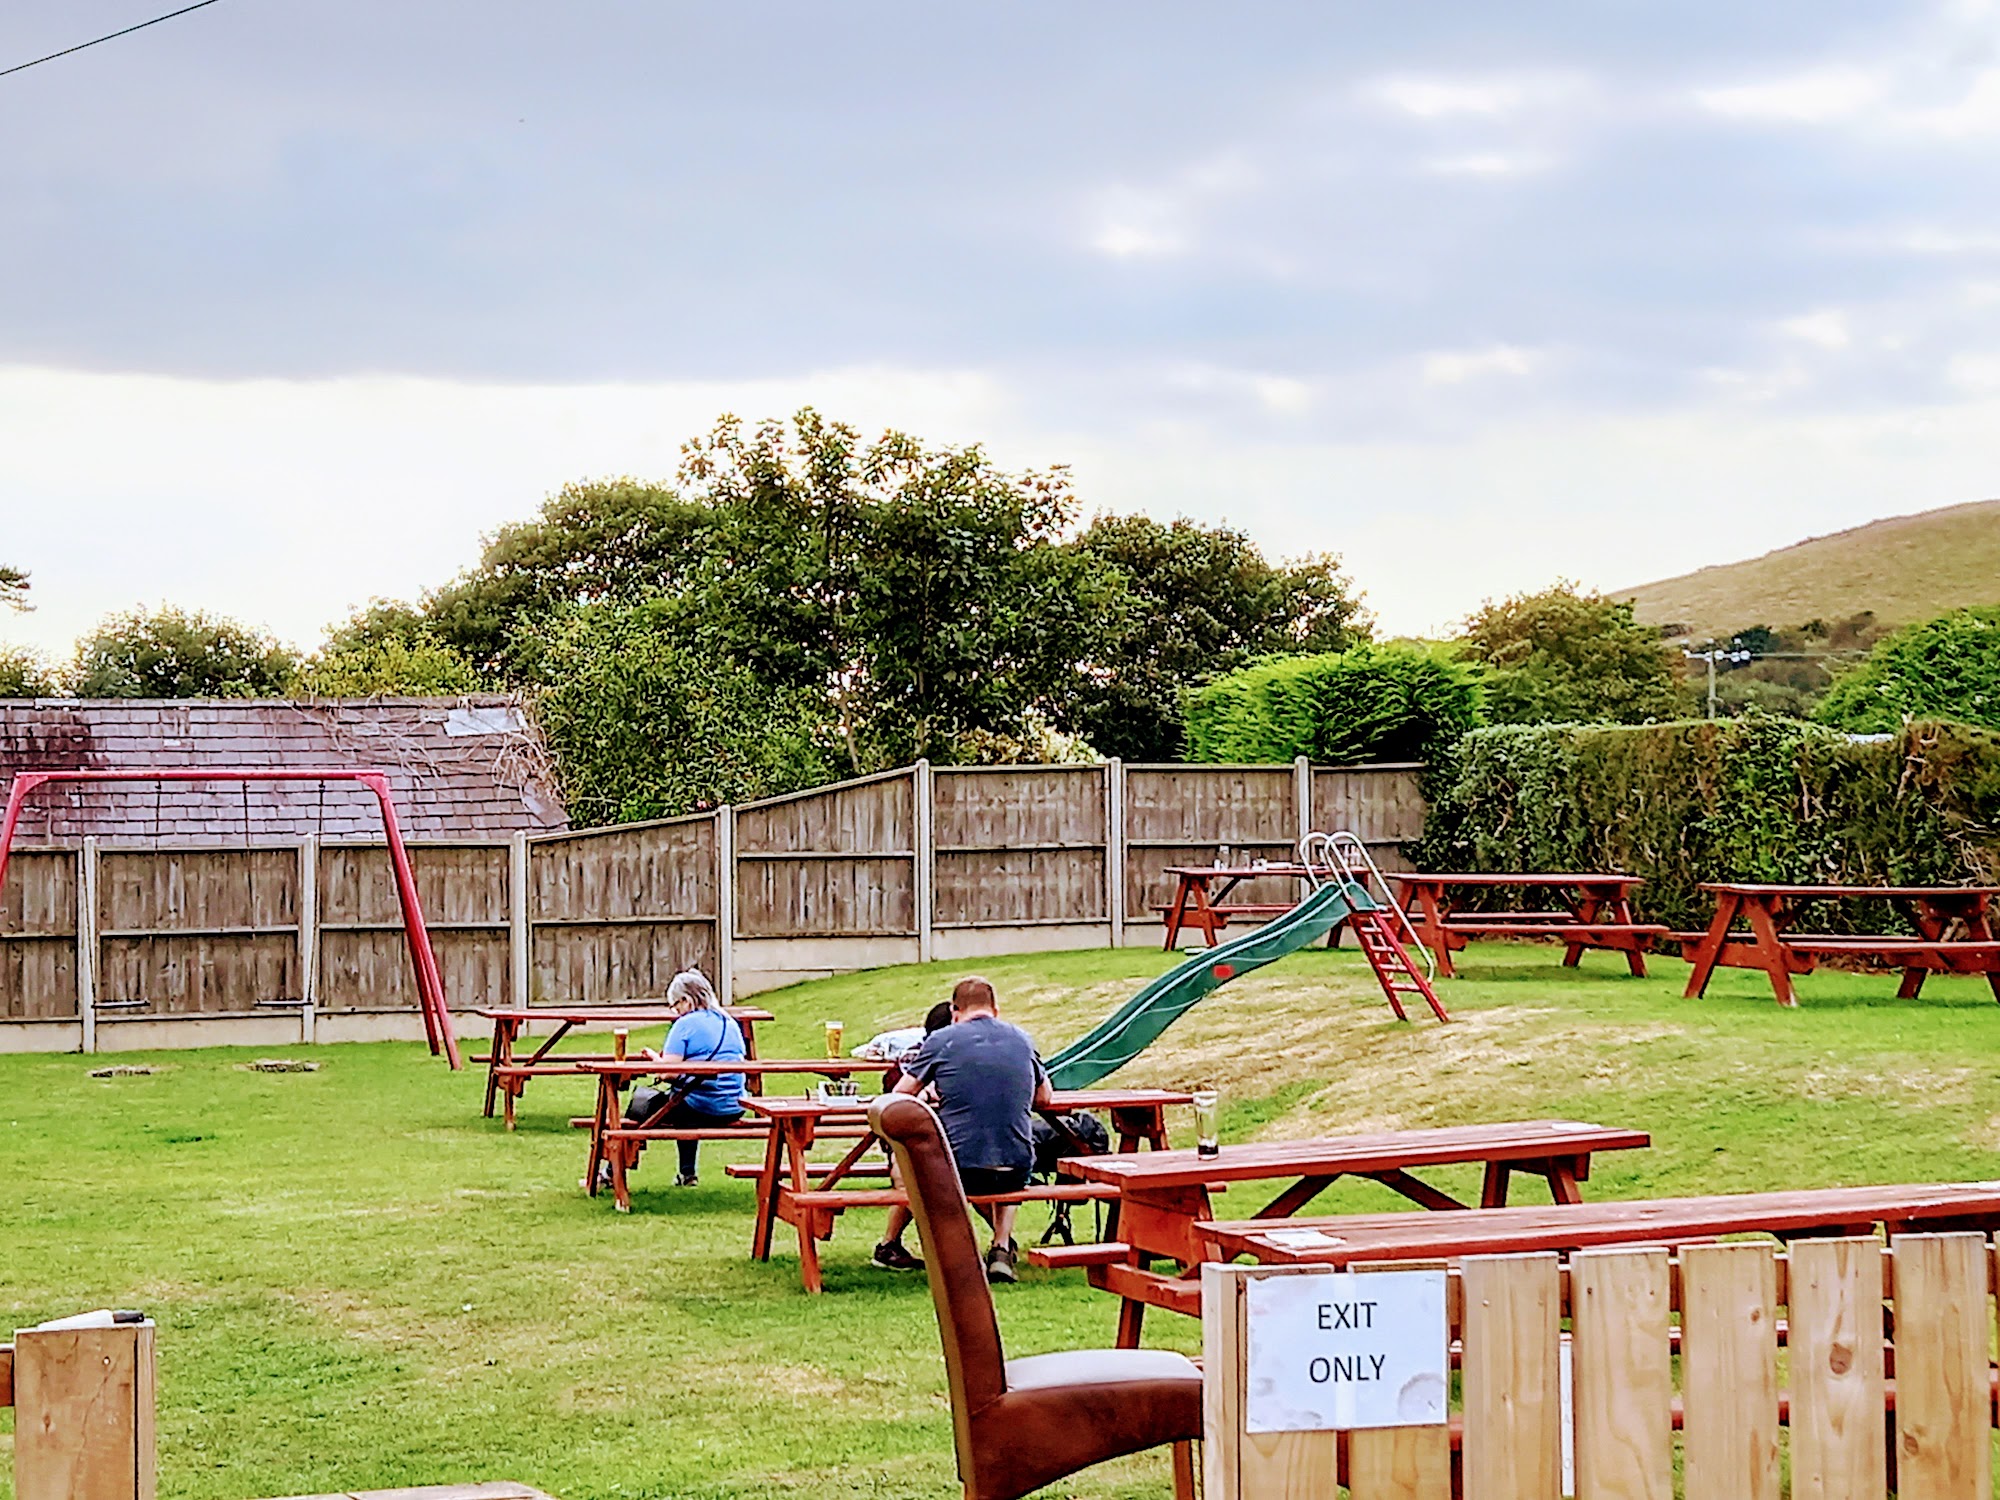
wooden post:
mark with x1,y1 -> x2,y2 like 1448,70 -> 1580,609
293,836 -> 318,1044
78,838 -> 99,1054
1889,1233 -> 1993,1500
508,831 -> 530,1010
715,806 -> 735,1004
914,761 -> 934,964
11,1314 -> 156,1500
1107,758 -> 1127,949
1789,1237 -> 1887,1498
1294,755 -> 1313,846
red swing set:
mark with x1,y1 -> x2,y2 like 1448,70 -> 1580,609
0,767 -> 462,1069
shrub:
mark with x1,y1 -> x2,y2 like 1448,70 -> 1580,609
1184,644 -> 1483,765
1418,717 -> 2000,930
1817,607 -> 2000,732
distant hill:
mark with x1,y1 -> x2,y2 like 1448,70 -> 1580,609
1620,498 -> 2000,641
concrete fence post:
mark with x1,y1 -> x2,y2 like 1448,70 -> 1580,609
1106,759 -> 1126,948
1294,755 -> 1313,846
715,805 -> 736,1003
298,836 -> 319,1045
508,832 -> 530,1010
914,761 -> 935,964
78,839 -> 99,1055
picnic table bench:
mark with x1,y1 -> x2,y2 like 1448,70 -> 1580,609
1678,882 -> 2000,1005
1155,862 -> 1318,949
1199,1178 -> 2000,1267
746,1088 -> 1192,1292
1035,1119 -> 1650,1345
1386,873 -> 1668,978
581,1058 -> 894,1211
476,1005 -> 773,1127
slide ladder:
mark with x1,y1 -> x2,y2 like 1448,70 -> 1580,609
1302,832 -> 1450,1023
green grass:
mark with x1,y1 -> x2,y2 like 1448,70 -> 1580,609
1,941 -> 1997,1499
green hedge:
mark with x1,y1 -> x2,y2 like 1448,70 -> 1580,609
1416,718 -> 2000,931
1184,643 -> 1482,765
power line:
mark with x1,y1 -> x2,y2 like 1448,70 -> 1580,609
0,0 -> 225,81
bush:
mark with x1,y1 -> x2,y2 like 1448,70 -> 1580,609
1418,717 -> 2000,929
293,637 -> 483,698
1817,607 -> 2000,732
1184,644 -> 1482,765
0,645 -> 58,698
72,607 -> 297,699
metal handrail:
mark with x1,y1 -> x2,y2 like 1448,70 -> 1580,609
1325,831 -> 1435,981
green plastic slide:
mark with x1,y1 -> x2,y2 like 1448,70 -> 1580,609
1044,879 -> 1372,1090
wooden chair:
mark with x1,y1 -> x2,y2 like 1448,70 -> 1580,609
870,1094 -> 1201,1500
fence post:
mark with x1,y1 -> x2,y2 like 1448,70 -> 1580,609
914,761 -> 935,964
78,839 -> 99,1055
11,1313 -> 157,1500
508,832 -> 530,1010
1294,755 -> 1312,846
297,836 -> 318,1045
1106,759 -> 1126,949
715,806 -> 735,1003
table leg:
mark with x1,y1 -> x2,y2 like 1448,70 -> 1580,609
1546,1158 -> 1583,1205
751,1126 -> 785,1261
1365,1168 -> 1469,1212
1952,897 -> 2000,1002
1187,879 -> 1223,950
584,1073 -> 614,1197
1563,892 -> 1600,970
1413,884 -> 1455,978
1162,877 -> 1190,952
737,1018 -> 763,1095
1683,893 -> 1740,999
482,1017 -> 510,1118
1480,1162 -> 1512,1208
1608,890 -> 1649,978
1744,897 -> 1799,1007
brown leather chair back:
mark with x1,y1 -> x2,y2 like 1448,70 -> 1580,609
871,1094 -> 1006,1474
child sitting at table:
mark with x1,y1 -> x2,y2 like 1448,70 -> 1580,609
615,968 -> 745,1188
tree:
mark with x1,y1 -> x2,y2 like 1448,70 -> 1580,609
0,645 -> 57,698
293,636 -> 483,698
1,565 -> 29,612
532,600 -> 834,824
1057,515 -> 1370,761
73,607 -> 297,698
1817,607 -> 2000,732
1459,582 -> 1688,725
1184,643 -> 1483,765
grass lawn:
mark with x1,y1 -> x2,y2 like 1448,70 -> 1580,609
1,941 -> 1997,1499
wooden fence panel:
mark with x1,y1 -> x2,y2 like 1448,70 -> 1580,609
1890,1233 -> 1993,1500
933,766 -> 1106,927
0,848 -> 78,1021
1678,1242 -> 1779,1500
317,843 -> 509,1012
1569,1248 -> 1672,1500
1789,1236 -> 1889,1498
1123,767 -> 1300,921
95,848 -> 297,1013
735,773 -> 916,937
527,817 -> 719,1004
1314,765 -> 1424,872
1460,1253 -> 1562,1500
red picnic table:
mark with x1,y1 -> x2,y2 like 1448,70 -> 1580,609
1678,882 -> 2000,1006
475,1006 -> 774,1127
1199,1178 -> 2000,1268
745,1088 -> 1191,1292
580,1057 -> 895,1211
1038,1119 -> 1650,1345
1386,872 -> 1668,978
1156,862 -> 1318,949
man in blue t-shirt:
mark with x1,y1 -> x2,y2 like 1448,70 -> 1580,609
872,975 -> 1051,1284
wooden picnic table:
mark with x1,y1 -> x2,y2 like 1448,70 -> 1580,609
476,1005 -> 774,1127
581,1057 -> 894,1211
1385,872 -> 1667,978
1157,863 -> 1317,949
1043,1119 -> 1650,1344
744,1087 -> 1193,1293
1200,1178 -> 2000,1268
1679,882 -> 2000,1006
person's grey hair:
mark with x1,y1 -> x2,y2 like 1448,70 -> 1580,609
667,969 -> 720,1010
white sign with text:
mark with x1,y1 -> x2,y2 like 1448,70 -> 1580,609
1243,1268 -> 1449,1433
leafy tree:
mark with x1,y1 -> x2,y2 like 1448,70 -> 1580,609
1,565 -> 29,612
1817,607 -> 2000,732
0,645 -> 57,698
532,600 -> 834,824
1184,643 -> 1483,765
73,607 -> 297,699
1459,582 -> 1688,725
293,636 -> 483,698
1057,515 -> 1371,762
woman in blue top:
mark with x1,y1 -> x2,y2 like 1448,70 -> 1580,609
622,968 -> 746,1187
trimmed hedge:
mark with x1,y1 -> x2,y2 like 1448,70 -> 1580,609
1184,644 -> 1482,766
1416,718 -> 2000,932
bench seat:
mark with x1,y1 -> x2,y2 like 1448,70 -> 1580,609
724,1162 -> 891,1179
1439,921 -> 1667,937
787,1183 -> 1120,1211
1025,1240 -> 1132,1270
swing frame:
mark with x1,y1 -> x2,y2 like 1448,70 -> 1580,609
0,767 -> 461,1069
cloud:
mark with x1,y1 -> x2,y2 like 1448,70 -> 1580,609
1419,346 -> 1542,384
1362,73 -> 1583,120
1777,310 -> 1852,349
1696,67 -> 1884,123
1421,152 -> 1551,177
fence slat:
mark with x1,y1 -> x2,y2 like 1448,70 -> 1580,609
1790,1236 -> 1889,1500
1462,1253 -> 1562,1500
1348,1426 -> 1452,1500
1569,1248 -> 1671,1500
1891,1233 -> 1994,1500
1679,1241 -> 1779,1500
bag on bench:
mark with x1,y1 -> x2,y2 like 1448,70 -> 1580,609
1031,1111 -> 1110,1248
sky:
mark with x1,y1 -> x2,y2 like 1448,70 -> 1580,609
7,1 -> 2000,659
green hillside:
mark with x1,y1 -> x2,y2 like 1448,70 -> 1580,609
1621,498 -> 2000,641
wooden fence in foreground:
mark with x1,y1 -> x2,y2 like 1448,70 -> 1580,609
0,758 -> 1423,1047
1206,1234 -> 2000,1499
